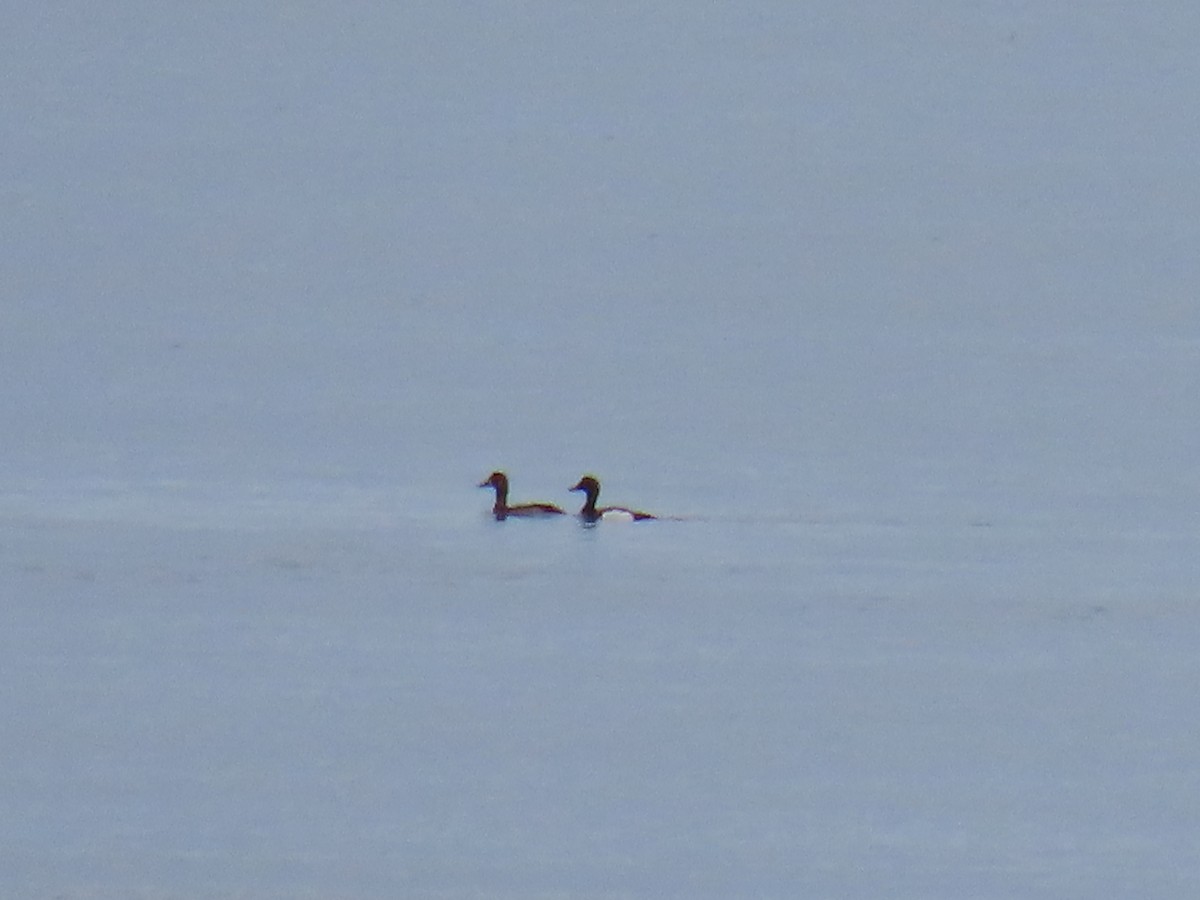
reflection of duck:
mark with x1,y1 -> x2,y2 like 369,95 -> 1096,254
569,475 -> 656,523
478,472 -> 565,520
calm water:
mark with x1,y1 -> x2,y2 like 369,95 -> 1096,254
3,4 -> 1199,897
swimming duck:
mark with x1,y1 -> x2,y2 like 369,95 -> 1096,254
569,475 -> 656,523
478,471 -> 565,520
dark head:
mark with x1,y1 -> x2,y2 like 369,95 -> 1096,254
479,471 -> 508,491
570,474 -> 601,504
479,471 -> 510,504
569,475 -> 600,520
570,475 -> 600,494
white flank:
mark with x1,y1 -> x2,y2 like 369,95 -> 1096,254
599,509 -> 636,522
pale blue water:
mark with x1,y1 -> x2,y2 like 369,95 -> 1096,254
3,4 -> 1199,898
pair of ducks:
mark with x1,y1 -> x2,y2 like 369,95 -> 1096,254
479,471 -> 656,523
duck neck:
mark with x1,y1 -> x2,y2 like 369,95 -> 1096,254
492,482 -> 508,513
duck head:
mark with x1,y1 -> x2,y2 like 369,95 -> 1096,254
570,475 -> 600,500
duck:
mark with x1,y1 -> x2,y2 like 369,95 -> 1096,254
569,475 -> 656,523
478,471 -> 565,520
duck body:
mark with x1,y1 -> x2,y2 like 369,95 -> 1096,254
479,471 -> 565,521
569,475 -> 656,523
